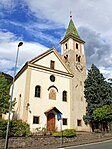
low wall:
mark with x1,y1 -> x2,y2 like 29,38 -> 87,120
0,136 -> 76,149
0,133 -> 112,149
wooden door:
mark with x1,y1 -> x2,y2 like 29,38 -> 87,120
47,113 -> 55,132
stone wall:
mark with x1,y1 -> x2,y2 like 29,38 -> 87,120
0,136 -> 76,149
0,133 -> 112,149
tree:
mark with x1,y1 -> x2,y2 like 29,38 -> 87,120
108,78 -> 112,86
93,105 -> 112,131
0,73 -> 10,114
0,72 -> 16,118
83,64 -> 112,131
2,72 -> 13,84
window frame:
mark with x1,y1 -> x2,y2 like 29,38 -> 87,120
78,56 -> 81,62
64,55 -> 68,63
50,75 -> 55,82
76,43 -> 78,49
50,60 -> 55,69
65,43 -> 68,49
33,116 -> 39,124
77,119 -> 82,126
63,118 -> 67,125
62,91 -> 67,102
35,85 -> 41,97
49,88 -> 56,100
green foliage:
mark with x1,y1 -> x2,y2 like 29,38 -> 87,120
35,127 -> 41,132
84,64 -> 112,124
2,72 -> 13,85
0,119 -> 31,138
108,78 -> 112,86
0,72 -> 16,115
0,73 -> 10,114
94,129 -> 102,133
52,129 -> 76,137
93,105 -> 112,122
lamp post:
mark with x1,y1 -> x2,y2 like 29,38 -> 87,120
4,42 -> 23,149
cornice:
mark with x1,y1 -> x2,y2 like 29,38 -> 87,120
28,63 -> 73,77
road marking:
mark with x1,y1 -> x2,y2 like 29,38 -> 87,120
64,139 -> 112,149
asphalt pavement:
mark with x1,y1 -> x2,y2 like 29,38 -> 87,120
63,140 -> 112,149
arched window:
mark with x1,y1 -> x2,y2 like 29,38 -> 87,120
62,91 -> 67,102
64,55 -> 68,63
76,54 -> 81,62
49,89 -> 56,100
78,56 -> 81,62
76,43 -> 78,49
50,60 -> 55,69
65,43 -> 68,49
76,54 -> 78,61
35,85 -> 41,97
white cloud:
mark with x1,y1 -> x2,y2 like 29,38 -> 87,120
79,26 -> 112,68
25,0 -> 112,31
0,31 -> 48,76
0,30 -> 18,42
99,66 -> 112,80
0,0 -> 112,79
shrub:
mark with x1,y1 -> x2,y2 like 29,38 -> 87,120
52,129 -> 76,137
94,129 -> 102,133
0,119 -> 31,138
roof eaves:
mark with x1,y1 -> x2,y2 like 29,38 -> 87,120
29,47 -> 55,64
60,35 -> 85,44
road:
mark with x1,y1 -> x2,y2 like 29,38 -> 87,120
63,140 -> 112,149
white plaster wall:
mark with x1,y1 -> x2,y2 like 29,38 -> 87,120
34,52 -> 68,73
69,38 -> 73,50
27,67 -> 71,132
81,43 -> 84,55
13,70 -> 27,119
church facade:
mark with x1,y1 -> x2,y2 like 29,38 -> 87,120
13,16 -> 90,132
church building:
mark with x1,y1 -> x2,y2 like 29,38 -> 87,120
13,16 -> 90,132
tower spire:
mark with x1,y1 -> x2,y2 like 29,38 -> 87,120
60,15 -> 85,44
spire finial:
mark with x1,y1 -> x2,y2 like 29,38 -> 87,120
70,11 -> 72,19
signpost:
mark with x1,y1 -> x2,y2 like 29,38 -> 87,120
57,113 -> 62,121
57,113 -> 63,147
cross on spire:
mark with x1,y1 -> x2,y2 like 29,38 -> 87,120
70,11 -> 72,19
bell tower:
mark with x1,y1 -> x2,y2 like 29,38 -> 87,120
60,16 -> 88,131
60,15 -> 86,70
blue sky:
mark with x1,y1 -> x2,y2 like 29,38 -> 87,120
0,0 -> 112,79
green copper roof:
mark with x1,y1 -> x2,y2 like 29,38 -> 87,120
61,17 -> 84,43
65,19 -> 79,37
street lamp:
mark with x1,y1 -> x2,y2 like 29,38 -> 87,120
4,42 -> 23,149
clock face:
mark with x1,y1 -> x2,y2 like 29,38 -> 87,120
50,75 -> 55,82
76,63 -> 83,72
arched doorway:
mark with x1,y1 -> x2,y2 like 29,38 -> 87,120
47,113 -> 55,132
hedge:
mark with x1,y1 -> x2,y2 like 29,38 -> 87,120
0,119 -> 31,138
52,129 -> 76,137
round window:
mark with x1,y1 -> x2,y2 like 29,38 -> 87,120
50,75 -> 55,82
